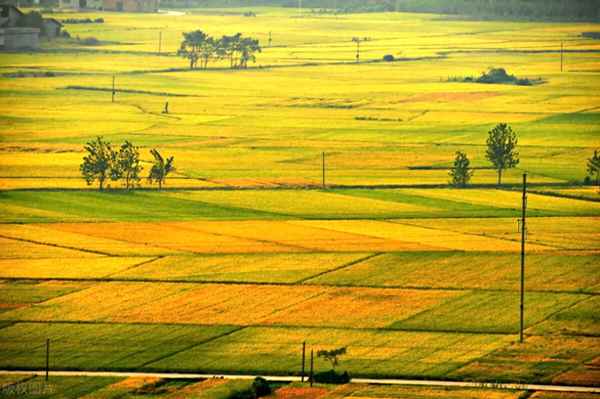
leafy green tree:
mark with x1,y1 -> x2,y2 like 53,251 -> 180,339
117,141 -> 143,190
449,151 -> 474,187
178,30 -> 209,69
486,123 -> 519,185
317,347 -> 347,370
80,136 -> 115,191
217,33 -> 243,69
148,149 -> 175,190
198,36 -> 217,69
587,149 -> 600,191
239,37 -> 261,68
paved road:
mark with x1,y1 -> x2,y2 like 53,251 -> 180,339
1,370 -> 599,394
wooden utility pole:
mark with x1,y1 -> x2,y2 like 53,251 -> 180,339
519,173 -> 527,344
560,41 -> 564,72
158,31 -> 162,54
301,342 -> 306,382
309,349 -> 314,387
45,338 -> 50,381
322,152 -> 326,188
112,75 -> 116,103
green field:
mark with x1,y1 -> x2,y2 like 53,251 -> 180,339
0,4 -> 599,394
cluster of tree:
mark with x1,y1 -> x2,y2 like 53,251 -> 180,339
449,68 -> 542,86
314,347 -> 350,384
61,17 -> 104,24
80,137 -> 174,191
178,30 -> 261,70
449,123 -> 519,187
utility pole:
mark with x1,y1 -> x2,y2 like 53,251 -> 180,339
309,349 -> 314,387
112,75 -> 116,103
158,31 -> 162,54
352,37 -> 367,63
268,31 -> 272,47
560,41 -> 564,73
519,173 -> 527,344
322,152 -> 326,188
301,342 -> 306,382
45,338 -> 50,381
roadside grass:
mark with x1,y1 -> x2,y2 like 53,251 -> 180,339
146,326 -> 512,378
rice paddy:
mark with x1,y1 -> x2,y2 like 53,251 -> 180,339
0,4 -> 598,394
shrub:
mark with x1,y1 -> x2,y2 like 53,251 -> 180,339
383,54 -> 395,61
313,370 -> 350,384
476,67 -> 516,84
79,37 -> 101,46
252,377 -> 271,397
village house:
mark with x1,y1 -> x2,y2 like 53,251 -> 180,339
102,0 -> 158,13
42,17 -> 61,38
0,5 -> 39,49
0,4 -> 23,27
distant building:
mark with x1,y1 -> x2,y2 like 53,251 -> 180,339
0,27 -> 39,49
0,4 -> 23,28
0,6 -> 40,49
42,18 -> 62,38
102,0 -> 158,12
59,0 -> 102,10
59,0 -> 83,10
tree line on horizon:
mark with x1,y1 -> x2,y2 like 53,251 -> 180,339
161,0 -> 599,22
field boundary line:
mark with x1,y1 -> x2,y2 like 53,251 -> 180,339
1,276 -> 597,297
296,253 -> 383,284
103,256 -> 165,278
386,220 -> 560,250
0,234 -> 114,256
523,295 -> 596,335
0,370 -> 599,393
137,326 -> 246,368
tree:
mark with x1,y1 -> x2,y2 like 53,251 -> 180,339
217,33 -> 243,69
587,149 -> 600,191
317,347 -> 346,370
178,30 -> 209,70
238,37 -> 261,68
486,123 -> 519,185
198,36 -> 217,69
80,136 -> 115,191
449,151 -> 474,187
117,141 -> 142,190
148,149 -> 175,190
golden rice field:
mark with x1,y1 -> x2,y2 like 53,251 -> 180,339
0,5 -> 599,393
